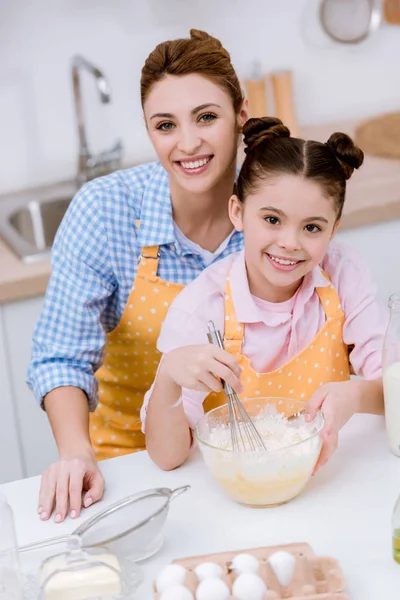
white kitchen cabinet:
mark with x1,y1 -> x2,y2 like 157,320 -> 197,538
2,297 -> 58,479
0,306 -> 24,483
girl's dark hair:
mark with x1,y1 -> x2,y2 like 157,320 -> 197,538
236,117 -> 364,219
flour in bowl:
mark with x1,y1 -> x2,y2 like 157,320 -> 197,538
207,410 -> 314,454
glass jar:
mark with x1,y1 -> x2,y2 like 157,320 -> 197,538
383,294 -> 400,457
0,491 -> 22,599
392,493 -> 400,563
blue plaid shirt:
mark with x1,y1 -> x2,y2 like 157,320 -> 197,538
27,162 -> 243,409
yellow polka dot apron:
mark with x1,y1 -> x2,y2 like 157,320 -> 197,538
90,232 -> 184,460
204,271 -> 351,413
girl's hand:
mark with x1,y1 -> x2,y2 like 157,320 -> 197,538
305,380 -> 362,473
38,450 -> 105,523
161,345 -> 243,394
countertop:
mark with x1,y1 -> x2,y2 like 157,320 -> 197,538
3,414 -> 400,599
1,118 -> 400,305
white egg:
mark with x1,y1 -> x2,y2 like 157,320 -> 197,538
156,564 -> 187,593
268,551 -> 295,587
160,585 -> 194,600
230,553 -> 259,575
232,573 -> 267,600
195,562 -> 223,581
195,577 -> 230,600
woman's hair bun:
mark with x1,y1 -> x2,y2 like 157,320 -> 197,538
325,132 -> 364,180
190,29 -> 224,50
243,117 -> 291,154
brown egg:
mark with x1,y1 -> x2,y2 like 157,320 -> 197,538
301,584 -> 317,595
265,591 -> 280,599
185,570 -> 198,594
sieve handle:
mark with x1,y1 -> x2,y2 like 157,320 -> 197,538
19,533 -> 71,554
169,485 -> 191,502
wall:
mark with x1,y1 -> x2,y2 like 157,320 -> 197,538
1,0 -> 400,194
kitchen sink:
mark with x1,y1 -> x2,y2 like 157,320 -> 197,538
10,197 -> 71,250
0,181 -> 78,263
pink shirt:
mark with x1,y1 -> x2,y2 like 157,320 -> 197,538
141,242 -> 388,430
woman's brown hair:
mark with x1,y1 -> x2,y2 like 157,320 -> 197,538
236,117 -> 364,220
141,29 -> 243,113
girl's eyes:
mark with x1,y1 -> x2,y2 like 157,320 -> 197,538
155,113 -> 217,132
264,217 -> 322,233
304,224 -> 321,233
265,216 -> 280,225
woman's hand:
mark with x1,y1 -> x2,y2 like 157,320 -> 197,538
305,380 -> 362,473
38,449 -> 105,523
161,344 -> 243,394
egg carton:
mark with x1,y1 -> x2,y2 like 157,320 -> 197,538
153,542 -> 350,600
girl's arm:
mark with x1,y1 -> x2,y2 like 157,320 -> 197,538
145,362 -> 192,471
307,244 -> 387,470
325,243 -> 388,380
145,345 -> 243,470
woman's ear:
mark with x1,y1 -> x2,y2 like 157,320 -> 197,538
331,217 -> 341,239
237,99 -> 249,133
229,195 -> 244,231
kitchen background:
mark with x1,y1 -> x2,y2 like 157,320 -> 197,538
0,0 -> 400,484
2,0 -> 400,193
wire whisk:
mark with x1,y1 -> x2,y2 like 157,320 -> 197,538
207,321 -> 266,452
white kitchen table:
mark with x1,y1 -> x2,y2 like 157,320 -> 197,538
3,414 -> 400,599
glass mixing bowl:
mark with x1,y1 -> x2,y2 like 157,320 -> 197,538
194,397 -> 324,508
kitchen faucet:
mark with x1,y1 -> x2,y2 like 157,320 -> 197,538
71,55 -> 123,185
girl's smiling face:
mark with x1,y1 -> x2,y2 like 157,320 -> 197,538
230,174 -> 340,302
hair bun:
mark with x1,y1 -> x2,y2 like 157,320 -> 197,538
190,29 -> 214,41
243,117 -> 290,154
325,132 -> 364,180
190,29 -> 225,51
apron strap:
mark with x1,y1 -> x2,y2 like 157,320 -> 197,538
222,275 -> 243,356
222,268 -> 343,357
315,270 -> 344,321
135,220 -> 160,281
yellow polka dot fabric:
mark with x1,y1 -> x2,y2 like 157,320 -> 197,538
204,274 -> 350,414
90,242 -> 184,460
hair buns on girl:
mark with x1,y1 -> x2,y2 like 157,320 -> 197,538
325,132 -> 364,180
243,117 -> 290,154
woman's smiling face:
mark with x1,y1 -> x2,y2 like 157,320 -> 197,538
144,73 -> 246,195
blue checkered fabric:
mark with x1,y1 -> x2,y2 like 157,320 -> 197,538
27,162 -> 243,409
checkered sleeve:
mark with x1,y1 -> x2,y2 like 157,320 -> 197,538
27,181 -> 117,411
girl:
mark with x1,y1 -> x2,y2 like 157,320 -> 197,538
142,117 -> 387,472
28,29 -> 248,522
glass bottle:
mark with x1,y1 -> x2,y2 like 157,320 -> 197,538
382,293 -> 400,457
392,493 -> 400,563
0,491 -> 22,599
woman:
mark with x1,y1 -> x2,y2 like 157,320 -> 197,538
28,29 -> 248,523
